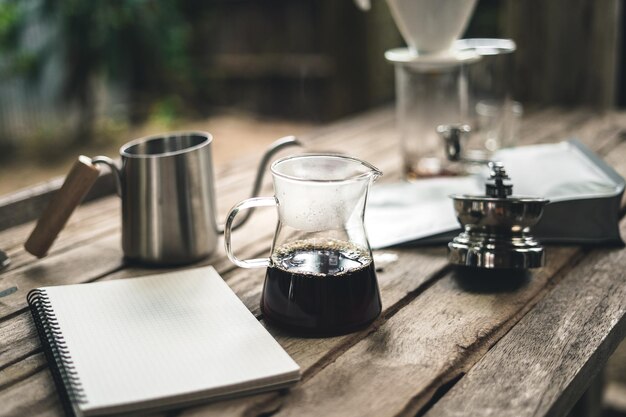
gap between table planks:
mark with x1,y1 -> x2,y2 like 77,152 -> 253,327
2,108 -> 620,411
0,106 -> 596,286
0,107 -> 396,274
176,112 -> 626,417
420,128 -> 626,417
0,107 -> 405,413
0,105 -> 594,273
0,110 -> 616,370
0,107 -> 616,410
165,112 -> 626,417
0,107 -> 593,334
0,112 -> 402,320
0,110 -> 409,402
423,216 -> 626,417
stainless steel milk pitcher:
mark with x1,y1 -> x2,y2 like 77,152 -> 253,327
24,132 -> 299,265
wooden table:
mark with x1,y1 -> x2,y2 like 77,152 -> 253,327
1,107 -> 625,417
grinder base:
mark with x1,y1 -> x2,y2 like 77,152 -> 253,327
448,232 -> 545,269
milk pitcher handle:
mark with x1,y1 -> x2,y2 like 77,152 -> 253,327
224,197 -> 277,268
91,156 -> 122,196
24,156 -> 102,258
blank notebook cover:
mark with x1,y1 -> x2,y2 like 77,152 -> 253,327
27,266 -> 300,416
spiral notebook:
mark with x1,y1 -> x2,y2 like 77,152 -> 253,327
27,266 -> 300,416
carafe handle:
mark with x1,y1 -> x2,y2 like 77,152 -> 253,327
224,197 -> 277,268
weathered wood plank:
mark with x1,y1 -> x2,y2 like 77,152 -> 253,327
520,108 -> 595,145
414,122 -> 626,416
217,245 -> 585,417
0,115 -> 401,323
1,105 -> 569,379
566,112 -> 626,154
0,111 -> 401,388
0,367 -> 64,417
0,173 -> 117,233
0,106 -> 601,279
1,108 -> 625,417
167,109 -> 616,415
0,107 -> 393,260
0,107 -> 394,232
0,234 -> 125,319
424,222 -> 626,417
0,197 -> 121,274
4,244 -> 584,414
0,352 -> 46,392
168,113 -> 626,415
0,246 -> 449,416
518,109 -> 626,155
0,107 -> 443,410
0,312 -> 40,373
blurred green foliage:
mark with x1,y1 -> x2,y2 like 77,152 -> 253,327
148,95 -> 185,129
0,0 -> 209,143
0,3 -> 20,54
0,1 -> 40,80
0,0 -> 508,153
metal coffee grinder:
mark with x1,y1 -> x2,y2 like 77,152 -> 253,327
438,124 -> 549,269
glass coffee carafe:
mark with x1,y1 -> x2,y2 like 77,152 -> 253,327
224,154 -> 382,336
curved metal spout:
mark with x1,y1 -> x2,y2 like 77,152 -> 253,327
216,135 -> 301,233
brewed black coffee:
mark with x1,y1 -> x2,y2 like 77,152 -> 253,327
261,240 -> 381,335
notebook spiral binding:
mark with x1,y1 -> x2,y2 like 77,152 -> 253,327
27,289 -> 87,416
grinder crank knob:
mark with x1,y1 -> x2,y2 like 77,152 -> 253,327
485,162 -> 513,198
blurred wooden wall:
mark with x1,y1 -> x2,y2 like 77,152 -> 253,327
201,0 -> 402,121
201,0 -> 622,120
502,0 -> 622,109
